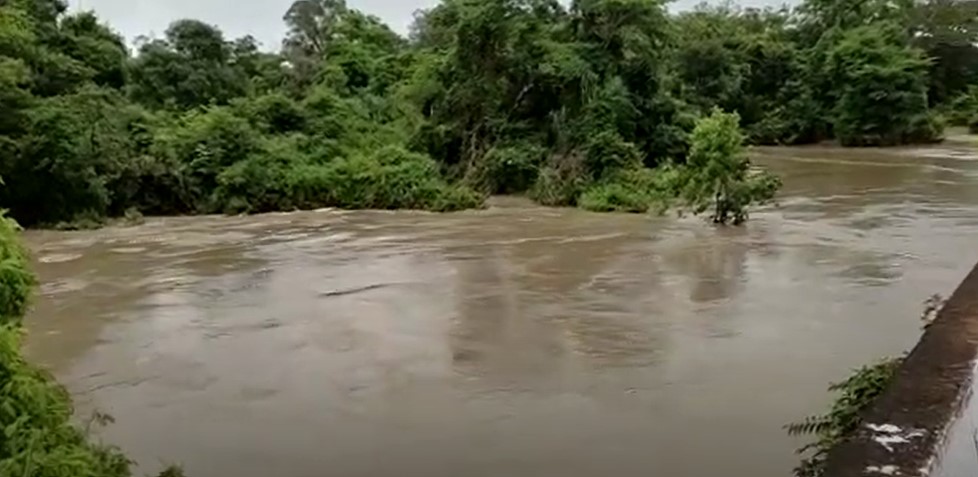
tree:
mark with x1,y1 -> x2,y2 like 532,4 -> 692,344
0,86 -> 143,225
679,109 -> 780,225
56,12 -> 128,89
129,20 -> 249,109
284,0 -> 349,84
824,22 -> 938,146
912,0 -> 978,104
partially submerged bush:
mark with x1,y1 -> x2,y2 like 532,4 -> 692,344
578,168 -> 677,214
583,132 -> 643,180
903,112 -> 945,144
316,147 -> 481,210
945,89 -> 978,127
578,182 -> 653,213
465,144 -> 545,194
285,146 -> 484,212
678,109 -> 781,224
529,153 -> 588,207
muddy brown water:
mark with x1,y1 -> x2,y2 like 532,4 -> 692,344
22,138 -> 978,477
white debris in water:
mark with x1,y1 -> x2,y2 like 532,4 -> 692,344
38,253 -> 82,264
875,435 -> 912,452
866,465 -> 900,475
866,423 -> 926,452
868,424 -> 903,434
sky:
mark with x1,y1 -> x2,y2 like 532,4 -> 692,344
65,0 -> 790,51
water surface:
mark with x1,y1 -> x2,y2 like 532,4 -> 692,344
23,139 -> 978,477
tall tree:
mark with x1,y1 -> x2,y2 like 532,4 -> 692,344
129,20 -> 248,109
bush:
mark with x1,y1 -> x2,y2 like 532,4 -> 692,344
0,87 -> 137,226
0,216 -> 32,325
465,144 -> 544,194
945,89 -> 978,126
969,114 -> 978,134
234,93 -> 307,134
212,135 -> 307,214
578,168 -> 678,213
0,212 -> 133,477
903,112 -> 945,144
579,183 -> 653,213
583,131 -> 643,180
287,146 -> 484,212
529,153 -> 588,207
154,107 -> 261,205
679,109 -> 781,224
0,326 -> 132,477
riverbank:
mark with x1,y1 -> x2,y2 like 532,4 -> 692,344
823,261 -> 978,477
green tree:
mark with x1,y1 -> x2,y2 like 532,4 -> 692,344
824,22 -> 939,146
129,20 -> 249,109
679,109 -> 780,224
0,86 -> 143,225
912,0 -> 978,105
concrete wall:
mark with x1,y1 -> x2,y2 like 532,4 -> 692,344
824,262 -> 978,477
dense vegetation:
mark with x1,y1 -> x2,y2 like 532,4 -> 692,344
0,0 -> 976,227
0,210 -> 183,476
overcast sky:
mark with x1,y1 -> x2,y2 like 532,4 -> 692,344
66,0 -> 790,51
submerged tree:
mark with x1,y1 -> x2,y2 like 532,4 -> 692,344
679,109 -> 780,225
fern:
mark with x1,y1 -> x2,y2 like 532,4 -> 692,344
786,415 -> 834,436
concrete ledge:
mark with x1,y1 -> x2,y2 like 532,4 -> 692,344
824,262 -> 978,477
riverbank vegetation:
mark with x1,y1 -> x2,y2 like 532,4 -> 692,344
787,358 -> 902,477
0,0 -> 976,226
787,294 -> 951,477
0,211 -> 182,477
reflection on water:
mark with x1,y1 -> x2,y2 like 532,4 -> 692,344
21,139 -> 978,477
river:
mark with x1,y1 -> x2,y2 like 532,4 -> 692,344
21,138 -> 978,477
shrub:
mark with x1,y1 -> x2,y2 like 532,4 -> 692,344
0,215 -> 32,326
903,112 -> 945,144
287,146 -> 484,212
0,325 -> 132,477
465,144 -> 544,194
234,93 -> 307,134
945,88 -> 978,126
154,107 -> 261,203
213,135 -> 308,214
579,183 -> 653,213
969,114 -> 978,134
529,153 -> 588,207
679,109 -> 781,224
583,131 -> 642,180
0,212 -> 135,477
578,168 -> 678,213
0,87 -> 141,226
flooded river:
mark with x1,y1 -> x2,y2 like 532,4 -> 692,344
22,139 -> 978,477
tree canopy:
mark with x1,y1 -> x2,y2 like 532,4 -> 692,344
0,0 -> 974,227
